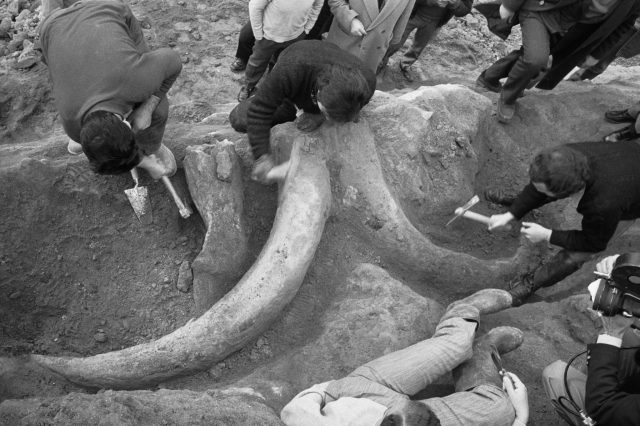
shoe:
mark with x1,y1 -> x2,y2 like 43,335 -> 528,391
478,326 -> 524,355
484,188 -> 516,206
497,96 -> 515,123
508,274 -> 536,307
399,63 -> 414,82
475,73 -> 502,93
237,85 -> 256,102
603,125 -> 639,143
67,139 -> 83,155
448,289 -> 513,315
604,109 -> 636,124
230,58 -> 247,73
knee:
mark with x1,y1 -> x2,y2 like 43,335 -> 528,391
229,106 -> 248,133
151,96 -> 169,123
542,360 -> 567,381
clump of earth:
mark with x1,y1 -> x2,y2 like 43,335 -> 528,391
2,1 -> 640,425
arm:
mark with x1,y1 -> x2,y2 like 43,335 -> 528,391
549,211 -> 620,252
304,0 -> 325,34
128,95 -> 160,132
390,0 -> 415,45
328,0 -> 360,34
508,183 -> 555,220
122,2 -> 149,52
249,0 -> 270,40
585,322 -> 640,425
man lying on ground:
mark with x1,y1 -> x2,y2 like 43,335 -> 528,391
281,289 -> 529,426
488,142 -> 640,306
40,0 -> 182,179
229,40 -> 376,184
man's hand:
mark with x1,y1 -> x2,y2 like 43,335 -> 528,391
596,254 -> 619,276
488,212 -> 515,231
129,95 -> 161,133
600,314 -> 636,339
350,18 -> 367,36
251,154 -> 275,184
296,112 -> 325,132
520,222 -> 551,243
503,372 -> 528,425
499,5 -> 515,20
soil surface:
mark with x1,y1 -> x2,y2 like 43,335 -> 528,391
2,1 -> 640,425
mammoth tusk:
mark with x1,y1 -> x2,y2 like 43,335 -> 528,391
31,141 -> 331,389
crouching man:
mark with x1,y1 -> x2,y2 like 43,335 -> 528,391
229,40 -> 376,184
40,0 -> 182,178
488,142 -> 640,306
281,289 -> 530,426
542,254 -> 640,426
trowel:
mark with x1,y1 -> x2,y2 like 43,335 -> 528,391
124,167 -> 153,224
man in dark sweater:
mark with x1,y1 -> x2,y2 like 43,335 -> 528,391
40,0 -> 182,177
488,142 -> 640,306
229,40 -> 376,183
542,254 -> 640,426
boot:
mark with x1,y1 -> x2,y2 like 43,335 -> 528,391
484,188 -> 516,206
448,289 -> 513,315
508,274 -> 537,307
453,326 -> 523,391
603,125 -> 638,143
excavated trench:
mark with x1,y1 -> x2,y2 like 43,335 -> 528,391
2,78 -> 640,424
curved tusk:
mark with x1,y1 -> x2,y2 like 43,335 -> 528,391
31,140 -> 332,389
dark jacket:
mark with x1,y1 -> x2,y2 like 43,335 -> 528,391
585,343 -> 640,425
246,40 -> 376,159
537,0 -> 640,89
413,0 -> 472,27
509,141 -> 640,252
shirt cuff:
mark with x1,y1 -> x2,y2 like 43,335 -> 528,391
596,334 -> 622,347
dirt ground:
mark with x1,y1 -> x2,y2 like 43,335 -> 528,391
2,1 -> 640,425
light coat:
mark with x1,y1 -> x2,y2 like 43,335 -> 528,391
327,0 -> 416,71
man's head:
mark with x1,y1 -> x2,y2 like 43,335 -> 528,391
379,400 -> 441,426
316,63 -> 372,123
80,111 -> 140,175
529,146 -> 590,198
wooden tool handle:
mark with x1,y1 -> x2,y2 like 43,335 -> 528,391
456,208 -> 491,225
161,176 -> 192,219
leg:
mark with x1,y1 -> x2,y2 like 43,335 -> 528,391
245,38 -> 283,90
542,360 -> 587,425
135,95 -> 169,156
382,16 -> 419,68
481,49 -> 521,83
399,19 -> 439,69
235,22 -> 255,63
306,1 -> 333,40
501,11 -> 551,105
343,303 -> 479,397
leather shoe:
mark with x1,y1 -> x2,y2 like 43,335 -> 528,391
448,289 -> 513,315
476,73 -> 502,93
230,57 -> 247,73
604,109 -> 636,124
508,274 -> 536,307
237,85 -> 256,102
478,326 -> 524,355
484,188 -> 516,206
497,96 -> 515,123
603,125 -> 639,143
399,63 -> 415,82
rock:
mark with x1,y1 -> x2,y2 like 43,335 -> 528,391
7,0 -> 20,16
184,141 -> 248,312
176,260 -> 192,293
0,18 -> 12,38
15,39 -> 38,69
8,291 -> 21,300
0,388 -> 281,425
93,332 -> 107,343
14,9 -> 30,24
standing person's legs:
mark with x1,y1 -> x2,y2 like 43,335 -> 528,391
501,12 -> 550,105
306,1 -> 333,40
232,22 -> 255,69
542,360 -> 587,425
399,19 -> 440,70
479,49 -> 521,87
381,16 -> 420,69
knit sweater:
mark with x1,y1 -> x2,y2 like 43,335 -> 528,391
39,0 -> 182,142
249,0 -> 324,42
509,141 -> 640,252
246,40 -> 376,159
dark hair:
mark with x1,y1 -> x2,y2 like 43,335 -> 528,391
380,401 -> 441,426
316,63 -> 372,123
529,146 -> 590,197
80,111 -> 140,175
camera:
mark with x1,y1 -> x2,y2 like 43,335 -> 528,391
592,253 -> 640,318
